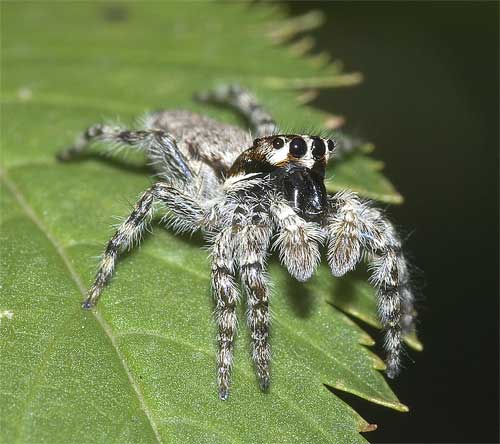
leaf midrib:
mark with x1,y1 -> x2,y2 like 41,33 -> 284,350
115,330 -> 335,442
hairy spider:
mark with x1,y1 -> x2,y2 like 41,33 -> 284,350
57,84 -> 417,400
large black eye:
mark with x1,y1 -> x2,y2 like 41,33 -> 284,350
327,139 -> 336,152
272,137 -> 284,149
289,137 -> 307,158
311,139 -> 326,159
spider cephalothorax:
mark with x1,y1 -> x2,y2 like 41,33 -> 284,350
58,84 -> 417,400
228,134 -> 334,224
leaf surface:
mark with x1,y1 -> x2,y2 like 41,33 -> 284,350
1,3 -> 415,443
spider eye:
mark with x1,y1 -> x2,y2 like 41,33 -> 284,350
272,137 -> 284,149
327,139 -> 336,152
289,137 -> 307,158
311,139 -> 326,159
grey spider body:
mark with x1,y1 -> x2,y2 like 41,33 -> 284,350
58,85 -> 417,400
145,110 -> 252,198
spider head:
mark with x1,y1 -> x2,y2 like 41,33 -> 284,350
258,135 -> 335,222
226,135 -> 335,223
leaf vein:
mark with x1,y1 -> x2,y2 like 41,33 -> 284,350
116,329 -> 336,442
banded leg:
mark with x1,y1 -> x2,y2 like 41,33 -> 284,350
238,221 -> 273,390
269,196 -> 324,281
84,183 -> 204,308
211,227 -> 241,400
326,190 -> 415,377
57,124 -> 193,181
195,84 -> 278,137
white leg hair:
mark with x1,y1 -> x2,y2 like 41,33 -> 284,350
269,195 -> 324,282
326,190 -> 415,377
83,183 -> 204,308
237,218 -> 273,390
210,226 -> 241,401
401,287 -> 417,335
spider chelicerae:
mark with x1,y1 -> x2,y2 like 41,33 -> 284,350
57,84 -> 417,400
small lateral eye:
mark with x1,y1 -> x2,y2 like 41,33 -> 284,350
327,139 -> 336,152
289,137 -> 307,158
272,137 -> 284,149
311,139 -> 326,159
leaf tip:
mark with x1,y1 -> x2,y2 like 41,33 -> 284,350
371,353 -> 386,371
398,403 -> 410,413
295,89 -> 319,105
359,422 -> 378,433
324,114 -> 345,130
288,36 -> 315,56
404,332 -> 424,351
268,9 -> 325,43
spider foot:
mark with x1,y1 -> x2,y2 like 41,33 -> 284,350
56,147 -> 76,162
385,363 -> 400,379
81,300 -> 94,310
218,388 -> 229,401
259,376 -> 270,392
81,295 -> 98,310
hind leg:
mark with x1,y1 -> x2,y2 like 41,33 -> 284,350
57,123 -> 193,181
195,84 -> 278,137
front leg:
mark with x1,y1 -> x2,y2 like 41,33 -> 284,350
237,217 -> 273,390
326,190 -> 416,377
211,227 -> 241,400
84,183 -> 204,308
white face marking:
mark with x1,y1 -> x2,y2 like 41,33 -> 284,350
267,135 -> 331,168
267,142 -> 289,165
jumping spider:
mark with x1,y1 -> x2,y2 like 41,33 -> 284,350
57,85 -> 417,400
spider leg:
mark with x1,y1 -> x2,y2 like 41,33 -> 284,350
84,183 -> 204,308
194,84 -> 278,137
326,190 -> 415,377
401,284 -> 417,336
237,217 -> 273,390
269,196 -> 324,281
211,226 -> 241,400
57,124 -> 193,182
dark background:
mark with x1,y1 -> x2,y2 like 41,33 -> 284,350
288,2 -> 499,443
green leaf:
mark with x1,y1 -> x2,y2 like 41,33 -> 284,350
326,146 -> 404,205
1,2 -> 417,443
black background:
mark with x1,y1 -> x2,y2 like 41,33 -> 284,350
288,2 -> 499,443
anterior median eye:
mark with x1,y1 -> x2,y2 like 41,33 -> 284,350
289,137 -> 307,158
311,139 -> 326,159
272,137 -> 284,149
